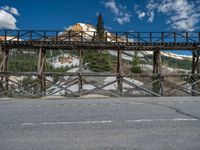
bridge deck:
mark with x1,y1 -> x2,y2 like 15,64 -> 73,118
0,30 -> 199,50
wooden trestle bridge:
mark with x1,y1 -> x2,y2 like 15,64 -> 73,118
0,30 -> 200,97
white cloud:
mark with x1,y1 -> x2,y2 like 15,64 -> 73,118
116,13 -> 131,25
105,0 -> 119,15
157,0 -> 173,14
0,6 -> 19,29
10,7 -> 19,16
142,0 -> 200,31
138,12 -> 145,20
134,5 -> 145,20
159,0 -> 199,31
104,0 -> 131,25
147,11 -> 155,23
2,6 -> 19,16
0,10 -> 17,29
146,0 -> 158,23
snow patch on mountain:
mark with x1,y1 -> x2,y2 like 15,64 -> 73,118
161,51 -> 192,60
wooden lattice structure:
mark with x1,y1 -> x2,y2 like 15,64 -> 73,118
0,30 -> 200,97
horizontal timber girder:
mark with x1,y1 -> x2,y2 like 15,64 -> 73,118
1,42 -> 199,51
0,72 -> 200,77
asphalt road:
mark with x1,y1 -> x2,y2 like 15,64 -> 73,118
0,97 -> 200,150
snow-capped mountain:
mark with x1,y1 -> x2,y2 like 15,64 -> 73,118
60,23 -> 191,60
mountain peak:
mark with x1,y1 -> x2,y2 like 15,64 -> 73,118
68,23 -> 96,32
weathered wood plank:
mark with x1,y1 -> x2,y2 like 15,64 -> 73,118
117,49 -> 123,96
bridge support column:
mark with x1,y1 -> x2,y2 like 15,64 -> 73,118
37,47 -> 46,97
78,48 -> 83,96
191,50 -> 200,96
152,50 -> 163,96
0,46 -> 9,96
117,49 -> 123,96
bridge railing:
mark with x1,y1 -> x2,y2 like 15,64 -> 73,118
0,30 -> 199,44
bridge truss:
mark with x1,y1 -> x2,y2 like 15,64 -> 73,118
0,30 -> 200,97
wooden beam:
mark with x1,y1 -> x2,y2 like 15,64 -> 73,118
0,72 -> 200,78
153,50 -> 162,74
45,78 -> 79,97
82,79 -> 119,97
191,51 -> 200,96
152,50 -> 163,96
0,46 -> 9,95
117,49 -> 123,96
0,46 -> 3,93
37,47 -> 46,97
78,48 -> 83,96
122,78 -> 161,97
3,41 -> 199,51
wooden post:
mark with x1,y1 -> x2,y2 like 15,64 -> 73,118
78,48 -> 83,96
0,46 -> 9,95
192,51 -> 196,74
4,49 -> 9,92
37,47 -> 46,97
117,49 -> 123,96
152,50 -> 163,96
191,51 -> 196,96
0,46 -> 4,94
197,57 -> 200,74
191,51 -> 200,96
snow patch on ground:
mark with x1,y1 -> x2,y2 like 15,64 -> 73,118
47,70 -> 145,96
47,54 -> 79,68
103,76 -> 143,90
67,67 -> 79,73
142,64 -> 189,73
109,51 -> 132,61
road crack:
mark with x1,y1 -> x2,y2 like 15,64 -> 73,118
141,101 -> 200,120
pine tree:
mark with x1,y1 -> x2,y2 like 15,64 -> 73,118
96,14 -> 105,42
84,14 -> 111,72
131,52 -> 142,73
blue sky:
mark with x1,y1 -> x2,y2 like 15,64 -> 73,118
0,0 -> 199,55
0,0 -> 199,32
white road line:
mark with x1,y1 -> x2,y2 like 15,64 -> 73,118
20,118 -> 198,126
21,120 -> 112,126
171,118 -> 197,121
126,118 -> 198,123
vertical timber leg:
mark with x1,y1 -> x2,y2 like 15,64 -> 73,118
78,48 -> 83,96
191,51 -> 196,96
117,49 -> 123,96
191,51 -> 200,96
37,47 -> 46,97
5,49 -> 9,92
152,50 -> 163,96
0,46 -> 9,96
0,46 -> 3,94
